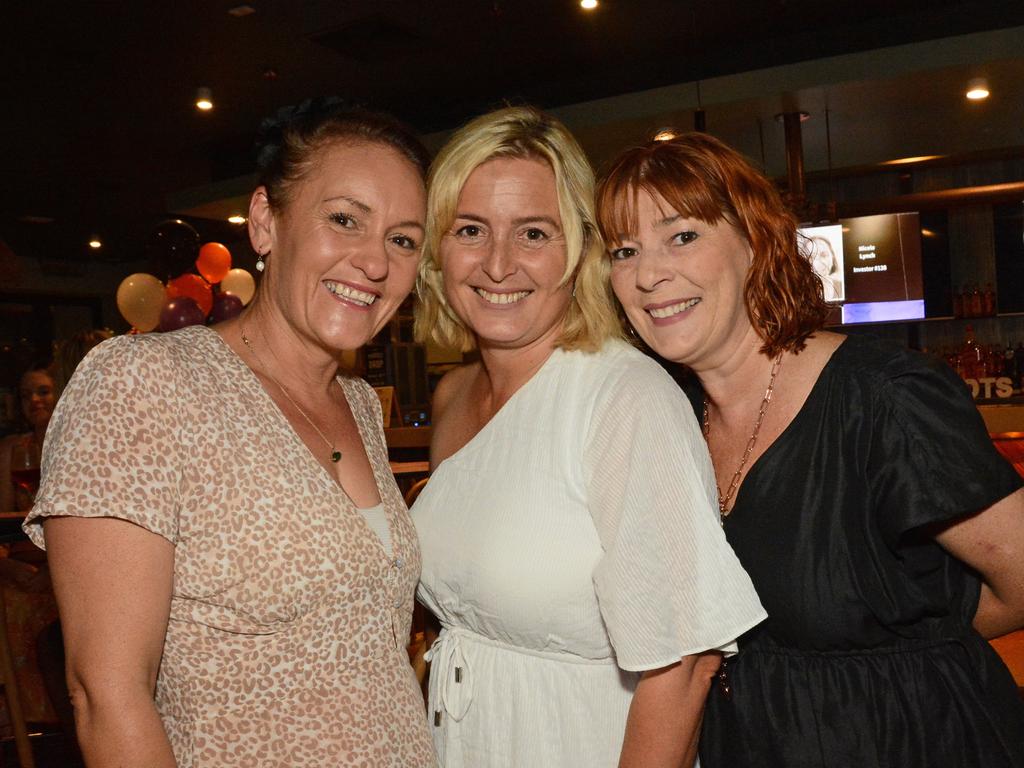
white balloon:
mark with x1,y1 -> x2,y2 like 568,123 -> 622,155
220,268 -> 256,305
116,273 -> 166,332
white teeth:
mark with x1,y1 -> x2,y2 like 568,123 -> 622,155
325,281 -> 376,306
648,298 -> 700,319
475,288 -> 530,305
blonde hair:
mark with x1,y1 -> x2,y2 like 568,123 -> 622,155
415,106 -> 622,352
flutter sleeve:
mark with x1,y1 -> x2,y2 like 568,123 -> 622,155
23,335 -> 187,548
869,352 -> 1022,542
584,360 -> 766,672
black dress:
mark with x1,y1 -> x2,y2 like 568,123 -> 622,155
694,335 -> 1024,768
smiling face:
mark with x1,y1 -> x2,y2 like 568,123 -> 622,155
607,189 -> 754,369
251,140 -> 426,352
439,156 -> 572,352
19,369 -> 56,430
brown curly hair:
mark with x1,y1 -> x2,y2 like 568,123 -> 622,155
595,132 -> 828,358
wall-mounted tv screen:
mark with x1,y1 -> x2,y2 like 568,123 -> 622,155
799,212 -> 925,325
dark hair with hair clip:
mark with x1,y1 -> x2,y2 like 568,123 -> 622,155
254,97 -> 431,210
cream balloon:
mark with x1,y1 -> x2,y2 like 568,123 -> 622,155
116,273 -> 166,332
220,268 -> 256,305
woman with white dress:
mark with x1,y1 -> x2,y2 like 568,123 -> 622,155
412,106 -> 766,767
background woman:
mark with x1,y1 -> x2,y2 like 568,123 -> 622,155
24,100 -> 437,767
597,131 -> 1024,767
1,362 -> 55,512
807,234 -> 843,302
413,106 -> 764,767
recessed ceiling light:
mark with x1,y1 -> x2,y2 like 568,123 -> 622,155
879,155 -> 944,166
580,0 -> 598,9
966,77 -> 989,100
227,5 -> 256,17
195,86 -> 214,111
653,129 -> 677,141
88,239 -> 102,249
228,215 -> 246,224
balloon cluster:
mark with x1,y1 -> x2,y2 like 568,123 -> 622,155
116,220 -> 257,332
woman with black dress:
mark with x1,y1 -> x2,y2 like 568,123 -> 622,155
595,131 -> 1024,767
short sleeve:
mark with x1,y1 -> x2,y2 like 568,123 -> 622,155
23,335 -> 187,548
584,360 -> 766,671
870,353 -> 1022,541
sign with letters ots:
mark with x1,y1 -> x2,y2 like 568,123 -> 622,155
964,377 -> 1015,400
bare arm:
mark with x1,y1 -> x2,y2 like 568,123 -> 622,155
619,651 -> 721,768
45,516 -> 176,767
934,487 -> 1024,639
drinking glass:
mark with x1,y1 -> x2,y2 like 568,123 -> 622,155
9,441 -> 41,512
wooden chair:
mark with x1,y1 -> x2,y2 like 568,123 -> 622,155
403,477 -> 429,508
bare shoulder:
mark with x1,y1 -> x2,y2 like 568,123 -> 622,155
431,362 -> 479,425
792,331 -> 846,378
0,433 -> 23,454
806,330 -> 846,357
429,362 -> 481,469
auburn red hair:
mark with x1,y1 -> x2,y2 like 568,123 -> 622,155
595,132 -> 828,358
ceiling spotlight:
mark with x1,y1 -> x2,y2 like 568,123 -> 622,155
580,0 -> 598,9
88,239 -> 102,249
653,129 -> 677,142
966,77 -> 989,100
879,155 -> 944,166
227,215 -> 246,224
195,87 -> 214,111
227,4 -> 256,17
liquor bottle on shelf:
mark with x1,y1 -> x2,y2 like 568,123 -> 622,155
952,288 -> 964,319
1016,341 -> 1024,390
968,284 -> 983,318
960,325 -> 983,380
982,284 -> 996,316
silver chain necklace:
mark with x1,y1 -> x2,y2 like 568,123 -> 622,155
240,331 -> 342,463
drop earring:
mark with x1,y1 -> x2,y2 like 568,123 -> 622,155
256,250 -> 268,272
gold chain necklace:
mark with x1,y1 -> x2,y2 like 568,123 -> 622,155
240,331 -> 342,463
702,354 -> 783,522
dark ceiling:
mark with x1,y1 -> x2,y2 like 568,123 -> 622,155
3,0 -> 1023,270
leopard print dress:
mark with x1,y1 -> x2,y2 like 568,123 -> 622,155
25,326 -> 436,767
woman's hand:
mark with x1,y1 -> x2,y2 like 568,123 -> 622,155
935,486 -> 1024,639
44,516 -> 177,767
619,651 -> 722,768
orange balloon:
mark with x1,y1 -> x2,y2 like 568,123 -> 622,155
196,242 -> 232,284
166,273 -> 213,316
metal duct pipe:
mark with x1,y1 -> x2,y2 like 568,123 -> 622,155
780,112 -> 808,208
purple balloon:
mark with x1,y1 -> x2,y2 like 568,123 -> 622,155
208,292 -> 244,324
159,297 -> 206,332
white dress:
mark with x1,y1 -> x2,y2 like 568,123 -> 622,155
413,341 -> 766,767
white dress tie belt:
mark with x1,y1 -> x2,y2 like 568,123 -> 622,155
425,626 -> 475,726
